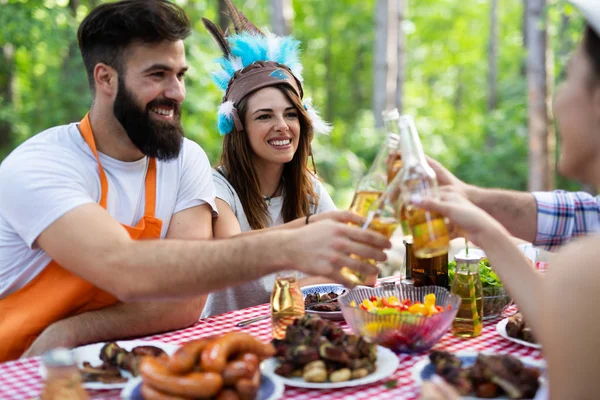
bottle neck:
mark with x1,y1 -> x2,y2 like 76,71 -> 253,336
399,116 -> 428,167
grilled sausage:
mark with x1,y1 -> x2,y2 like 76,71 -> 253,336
201,332 -> 275,373
222,355 -> 259,386
140,356 -> 223,398
235,369 -> 261,400
140,383 -> 189,400
167,337 -> 214,374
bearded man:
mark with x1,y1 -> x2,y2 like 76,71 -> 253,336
0,0 -> 389,361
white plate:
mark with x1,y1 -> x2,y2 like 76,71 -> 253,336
496,318 -> 542,349
261,345 -> 399,389
121,373 -> 284,400
39,339 -> 179,390
301,284 -> 346,321
412,351 -> 546,400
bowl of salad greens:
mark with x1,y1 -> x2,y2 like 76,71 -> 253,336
448,258 -> 512,320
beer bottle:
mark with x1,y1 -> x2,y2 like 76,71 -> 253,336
348,109 -> 402,218
341,110 -> 403,285
397,115 -> 450,259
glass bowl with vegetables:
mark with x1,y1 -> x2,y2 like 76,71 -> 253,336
448,257 -> 512,320
338,284 -> 461,353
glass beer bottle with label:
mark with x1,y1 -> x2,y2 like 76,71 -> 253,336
270,271 -> 305,339
397,116 -> 450,260
342,109 -> 403,285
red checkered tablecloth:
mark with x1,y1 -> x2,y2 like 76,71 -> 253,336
0,303 -> 541,400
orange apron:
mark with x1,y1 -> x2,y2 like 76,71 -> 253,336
0,114 -> 163,361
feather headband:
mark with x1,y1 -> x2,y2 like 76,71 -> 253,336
203,1 -> 332,136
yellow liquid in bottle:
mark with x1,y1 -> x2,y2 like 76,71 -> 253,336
406,207 -> 449,258
451,271 -> 483,338
387,157 -> 403,184
340,217 -> 400,285
349,190 -> 383,217
270,276 -> 305,339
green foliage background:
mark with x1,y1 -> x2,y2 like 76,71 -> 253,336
0,0 -> 585,208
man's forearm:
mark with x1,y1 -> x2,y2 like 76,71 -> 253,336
465,185 -> 538,243
102,234 -> 286,301
49,298 -> 206,348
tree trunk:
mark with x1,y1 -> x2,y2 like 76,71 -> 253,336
486,0 -> 498,150
384,0 -> 398,112
373,0 -> 388,128
521,0 -> 528,77
395,0 -> 405,114
271,0 -> 293,36
324,1 -> 335,123
488,0 -> 498,112
0,44 -> 15,153
373,0 -> 401,127
526,0 -> 554,191
69,0 -> 80,12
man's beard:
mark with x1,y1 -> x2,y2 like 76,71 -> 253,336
113,79 -> 184,161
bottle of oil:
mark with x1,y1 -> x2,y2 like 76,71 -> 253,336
348,109 -> 402,217
41,348 -> 89,400
397,115 -> 450,259
271,271 -> 305,340
451,254 -> 483,338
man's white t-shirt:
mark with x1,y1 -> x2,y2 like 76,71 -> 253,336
0,122 -> 217,298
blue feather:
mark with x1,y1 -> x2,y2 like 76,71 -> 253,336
217,113 -> 234,136
277,38 -> 301,73
218,57 -> 236,77
228,33 -> 263,67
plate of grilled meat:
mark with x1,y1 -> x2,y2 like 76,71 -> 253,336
496,313 -> 541,349
302,284 -> 347,321
412,350 -> 546,399
39,340 -> 178,389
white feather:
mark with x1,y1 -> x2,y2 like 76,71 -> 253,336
229,56 -> 244,73
304,98 -> 332,135
265,31 -> 281,61
214,70 -> 231,82
218,100 -> 235,117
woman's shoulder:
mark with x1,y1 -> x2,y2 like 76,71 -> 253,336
212,167 -> 238,198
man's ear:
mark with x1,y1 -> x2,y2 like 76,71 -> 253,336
93,63 -> 118,98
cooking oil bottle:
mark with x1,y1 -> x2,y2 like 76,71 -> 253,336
451,254 -> 483,338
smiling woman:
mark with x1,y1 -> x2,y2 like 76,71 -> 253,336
198,2 -> 373,318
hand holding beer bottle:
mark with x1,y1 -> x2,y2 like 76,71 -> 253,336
397,116 -> 450,259
342,109 -> 403,285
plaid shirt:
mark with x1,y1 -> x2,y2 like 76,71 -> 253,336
534,190 -> 600,251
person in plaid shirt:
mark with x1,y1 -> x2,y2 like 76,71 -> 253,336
532,190 -> 600,251
428,158 -> 600,252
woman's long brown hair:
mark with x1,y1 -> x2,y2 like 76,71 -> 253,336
218,84 -> 319,230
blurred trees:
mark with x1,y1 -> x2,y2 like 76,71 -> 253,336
0,0 -> 586,208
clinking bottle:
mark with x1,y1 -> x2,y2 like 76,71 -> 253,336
397,115 -> 450,260
348,109 -> 402,218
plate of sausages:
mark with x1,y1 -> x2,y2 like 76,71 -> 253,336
121,332 -> 283,399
